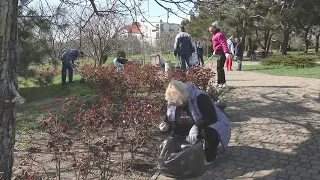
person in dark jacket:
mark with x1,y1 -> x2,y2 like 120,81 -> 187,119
61,49 -> 82,86
235,38 -> 244,71
174,26 -> 195,72
196,41 -> 204,66
159,80 -> 231,166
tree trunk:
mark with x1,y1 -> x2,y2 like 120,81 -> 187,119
281,28 -> 290,55
242,19 -> 247,52
248,37 -> 252,51
236,26 -> 240,39
266,34 -> 273,54
264,29 -> 270,50
304,27 -> 311,54
315,34 -> 319,53
0,0 -> 19,179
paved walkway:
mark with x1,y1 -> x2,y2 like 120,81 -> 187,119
154,61 -> 320,180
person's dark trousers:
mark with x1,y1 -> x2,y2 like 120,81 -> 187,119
62,61 -> 73,85
216,51 -> 226,84
179,55 -> 192,72
236,55 -> 243,71
198,53 -> 204,65
203,127 -> 219,162
173,124 -> 219,162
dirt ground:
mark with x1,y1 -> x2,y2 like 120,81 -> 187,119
13,130 -> 166,180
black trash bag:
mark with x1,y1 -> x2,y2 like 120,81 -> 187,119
158,135 -> 205,179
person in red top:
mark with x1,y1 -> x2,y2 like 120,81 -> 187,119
209,22 -> 230,88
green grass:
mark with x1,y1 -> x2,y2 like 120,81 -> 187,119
130,54 -> 212,64
243,64 -> 320,78
17,73 -> 95,133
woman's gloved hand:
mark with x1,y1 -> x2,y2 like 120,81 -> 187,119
225,53 -> 230,59
159,122 -> 169,132
186,125 -> 199,144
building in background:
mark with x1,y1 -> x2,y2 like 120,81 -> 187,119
123,20 -> 180,49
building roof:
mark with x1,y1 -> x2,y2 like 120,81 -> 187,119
123,22 -> 141,33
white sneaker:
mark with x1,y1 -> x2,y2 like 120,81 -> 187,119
204,156 -> 217,166
222,83 -> 227,88
217,84 -> 223,88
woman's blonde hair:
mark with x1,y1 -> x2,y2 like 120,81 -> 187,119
165,80 -> 189,106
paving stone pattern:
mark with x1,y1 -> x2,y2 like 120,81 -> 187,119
154,61 -> 320,180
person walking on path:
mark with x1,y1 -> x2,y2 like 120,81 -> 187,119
174,26 -> 195,72
225,36 -> 235,71
61,49 -> 82,86
196,41 -> 204,66
235,38 -> 244,71
209,22 -> 230,88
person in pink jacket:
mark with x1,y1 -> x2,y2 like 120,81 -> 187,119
209,22 -> 230,88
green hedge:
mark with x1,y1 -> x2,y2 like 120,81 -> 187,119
261,55 -> 318,68
117,51 -> 126,58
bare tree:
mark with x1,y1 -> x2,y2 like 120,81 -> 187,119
157,32 -> 176,54
81,12 -> 125,66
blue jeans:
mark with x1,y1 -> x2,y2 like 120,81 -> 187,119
236,56 -> 243,70
179,55 -> 192,72
198,53 -> 204,65
114,58 -> 122,72
62,61 -> 73,85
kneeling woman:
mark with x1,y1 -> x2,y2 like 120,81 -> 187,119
160,80 -> 231,165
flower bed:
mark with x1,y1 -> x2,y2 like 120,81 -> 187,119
14,62 -> 216,179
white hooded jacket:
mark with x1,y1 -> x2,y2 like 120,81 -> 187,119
227,39 -> 235,55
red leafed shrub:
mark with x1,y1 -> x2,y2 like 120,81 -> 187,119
122,62 -> 143,93
82,62 -> 215,95
121,95 -> 163,163
138,64 -> 166,92
34,62 -> 217,179
166,66 -> 215,91
166,68 -> 188,83
80,64 -> 124,90
187,66 -> 215,91
41,111 -> 73,179
40,94 -> 120,179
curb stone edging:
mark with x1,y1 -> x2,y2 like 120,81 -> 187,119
150,172 -> 160,180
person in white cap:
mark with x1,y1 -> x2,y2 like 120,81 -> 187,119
209,22 -> 230,88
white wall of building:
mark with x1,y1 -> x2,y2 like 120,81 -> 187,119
138,21 -> 180,47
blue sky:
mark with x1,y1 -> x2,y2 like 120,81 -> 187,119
41,0 -> 191,24
139,0 -> 191,24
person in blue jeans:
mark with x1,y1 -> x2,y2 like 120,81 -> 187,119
196,41 -> 204,66
113,57 -> 128,72
61,49 -> 82,86
235,38 -> 243,71
174,26 -> 195,72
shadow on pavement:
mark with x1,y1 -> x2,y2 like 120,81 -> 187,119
203,89 -> 320,180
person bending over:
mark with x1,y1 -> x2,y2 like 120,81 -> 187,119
61,49 -> 83,86
159,80 -> 231,165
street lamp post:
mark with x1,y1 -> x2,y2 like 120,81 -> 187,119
141,19 -> 146,65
